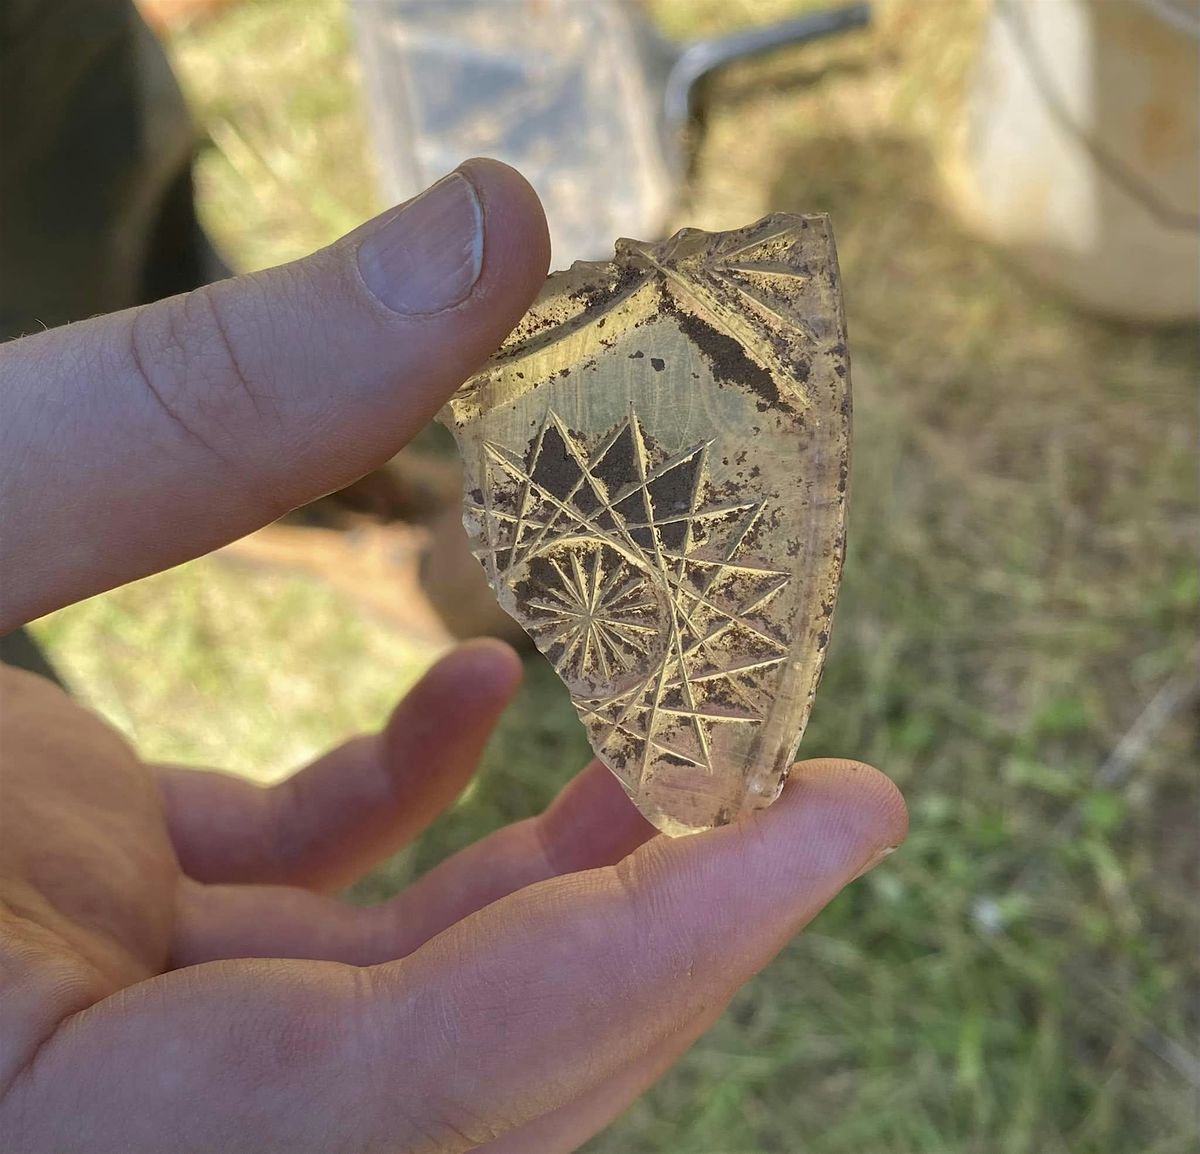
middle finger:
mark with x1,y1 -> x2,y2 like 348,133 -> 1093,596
169,759 -> 653,967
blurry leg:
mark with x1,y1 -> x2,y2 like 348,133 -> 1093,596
0,0 -> 213,680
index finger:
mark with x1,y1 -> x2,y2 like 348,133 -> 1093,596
0,159 -> 549,629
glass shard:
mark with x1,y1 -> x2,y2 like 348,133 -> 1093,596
441,214 -> 851,835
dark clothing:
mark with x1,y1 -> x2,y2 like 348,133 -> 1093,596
1,0 -> 217,676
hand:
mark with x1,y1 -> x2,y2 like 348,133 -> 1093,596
0,160 -> 907,1153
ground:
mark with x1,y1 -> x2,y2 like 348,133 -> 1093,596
31,1 -> 1199,1151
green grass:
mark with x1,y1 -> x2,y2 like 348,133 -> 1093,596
31,1 -> 1199,1151
34,552 -> 440,782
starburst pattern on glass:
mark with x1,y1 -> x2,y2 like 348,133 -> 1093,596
465,410 -> 792,783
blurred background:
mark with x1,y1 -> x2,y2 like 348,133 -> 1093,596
6,0 -> 1198,1150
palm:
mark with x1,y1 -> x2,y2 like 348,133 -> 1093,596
1,669 -> 177,1004
2,639 -> 624,982
0,653 -> 901,1153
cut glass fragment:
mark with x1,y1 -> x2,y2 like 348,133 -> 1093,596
441,214 -> 851,835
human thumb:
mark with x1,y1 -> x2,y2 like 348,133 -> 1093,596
0,158 -> 549,628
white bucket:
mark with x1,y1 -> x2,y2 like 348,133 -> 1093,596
956,0 -> 1200,323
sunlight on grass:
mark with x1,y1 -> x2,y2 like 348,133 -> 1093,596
169,0 -> 378,269
32,555 -> 440,783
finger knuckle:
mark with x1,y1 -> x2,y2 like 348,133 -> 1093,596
127,298 -> 218,456
125,287 -> 292,518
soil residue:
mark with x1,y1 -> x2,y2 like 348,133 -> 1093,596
660,295 -> 780,411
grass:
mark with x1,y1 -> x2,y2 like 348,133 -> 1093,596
31,0 -> 1199,1150
33,553 -> 441,783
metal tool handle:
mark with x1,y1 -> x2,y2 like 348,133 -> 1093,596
664,2 -> 872,127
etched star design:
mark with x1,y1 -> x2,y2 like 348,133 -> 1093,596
467,410 -> 792,785
520,540 -> 660,691
626,217 -> 821,350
